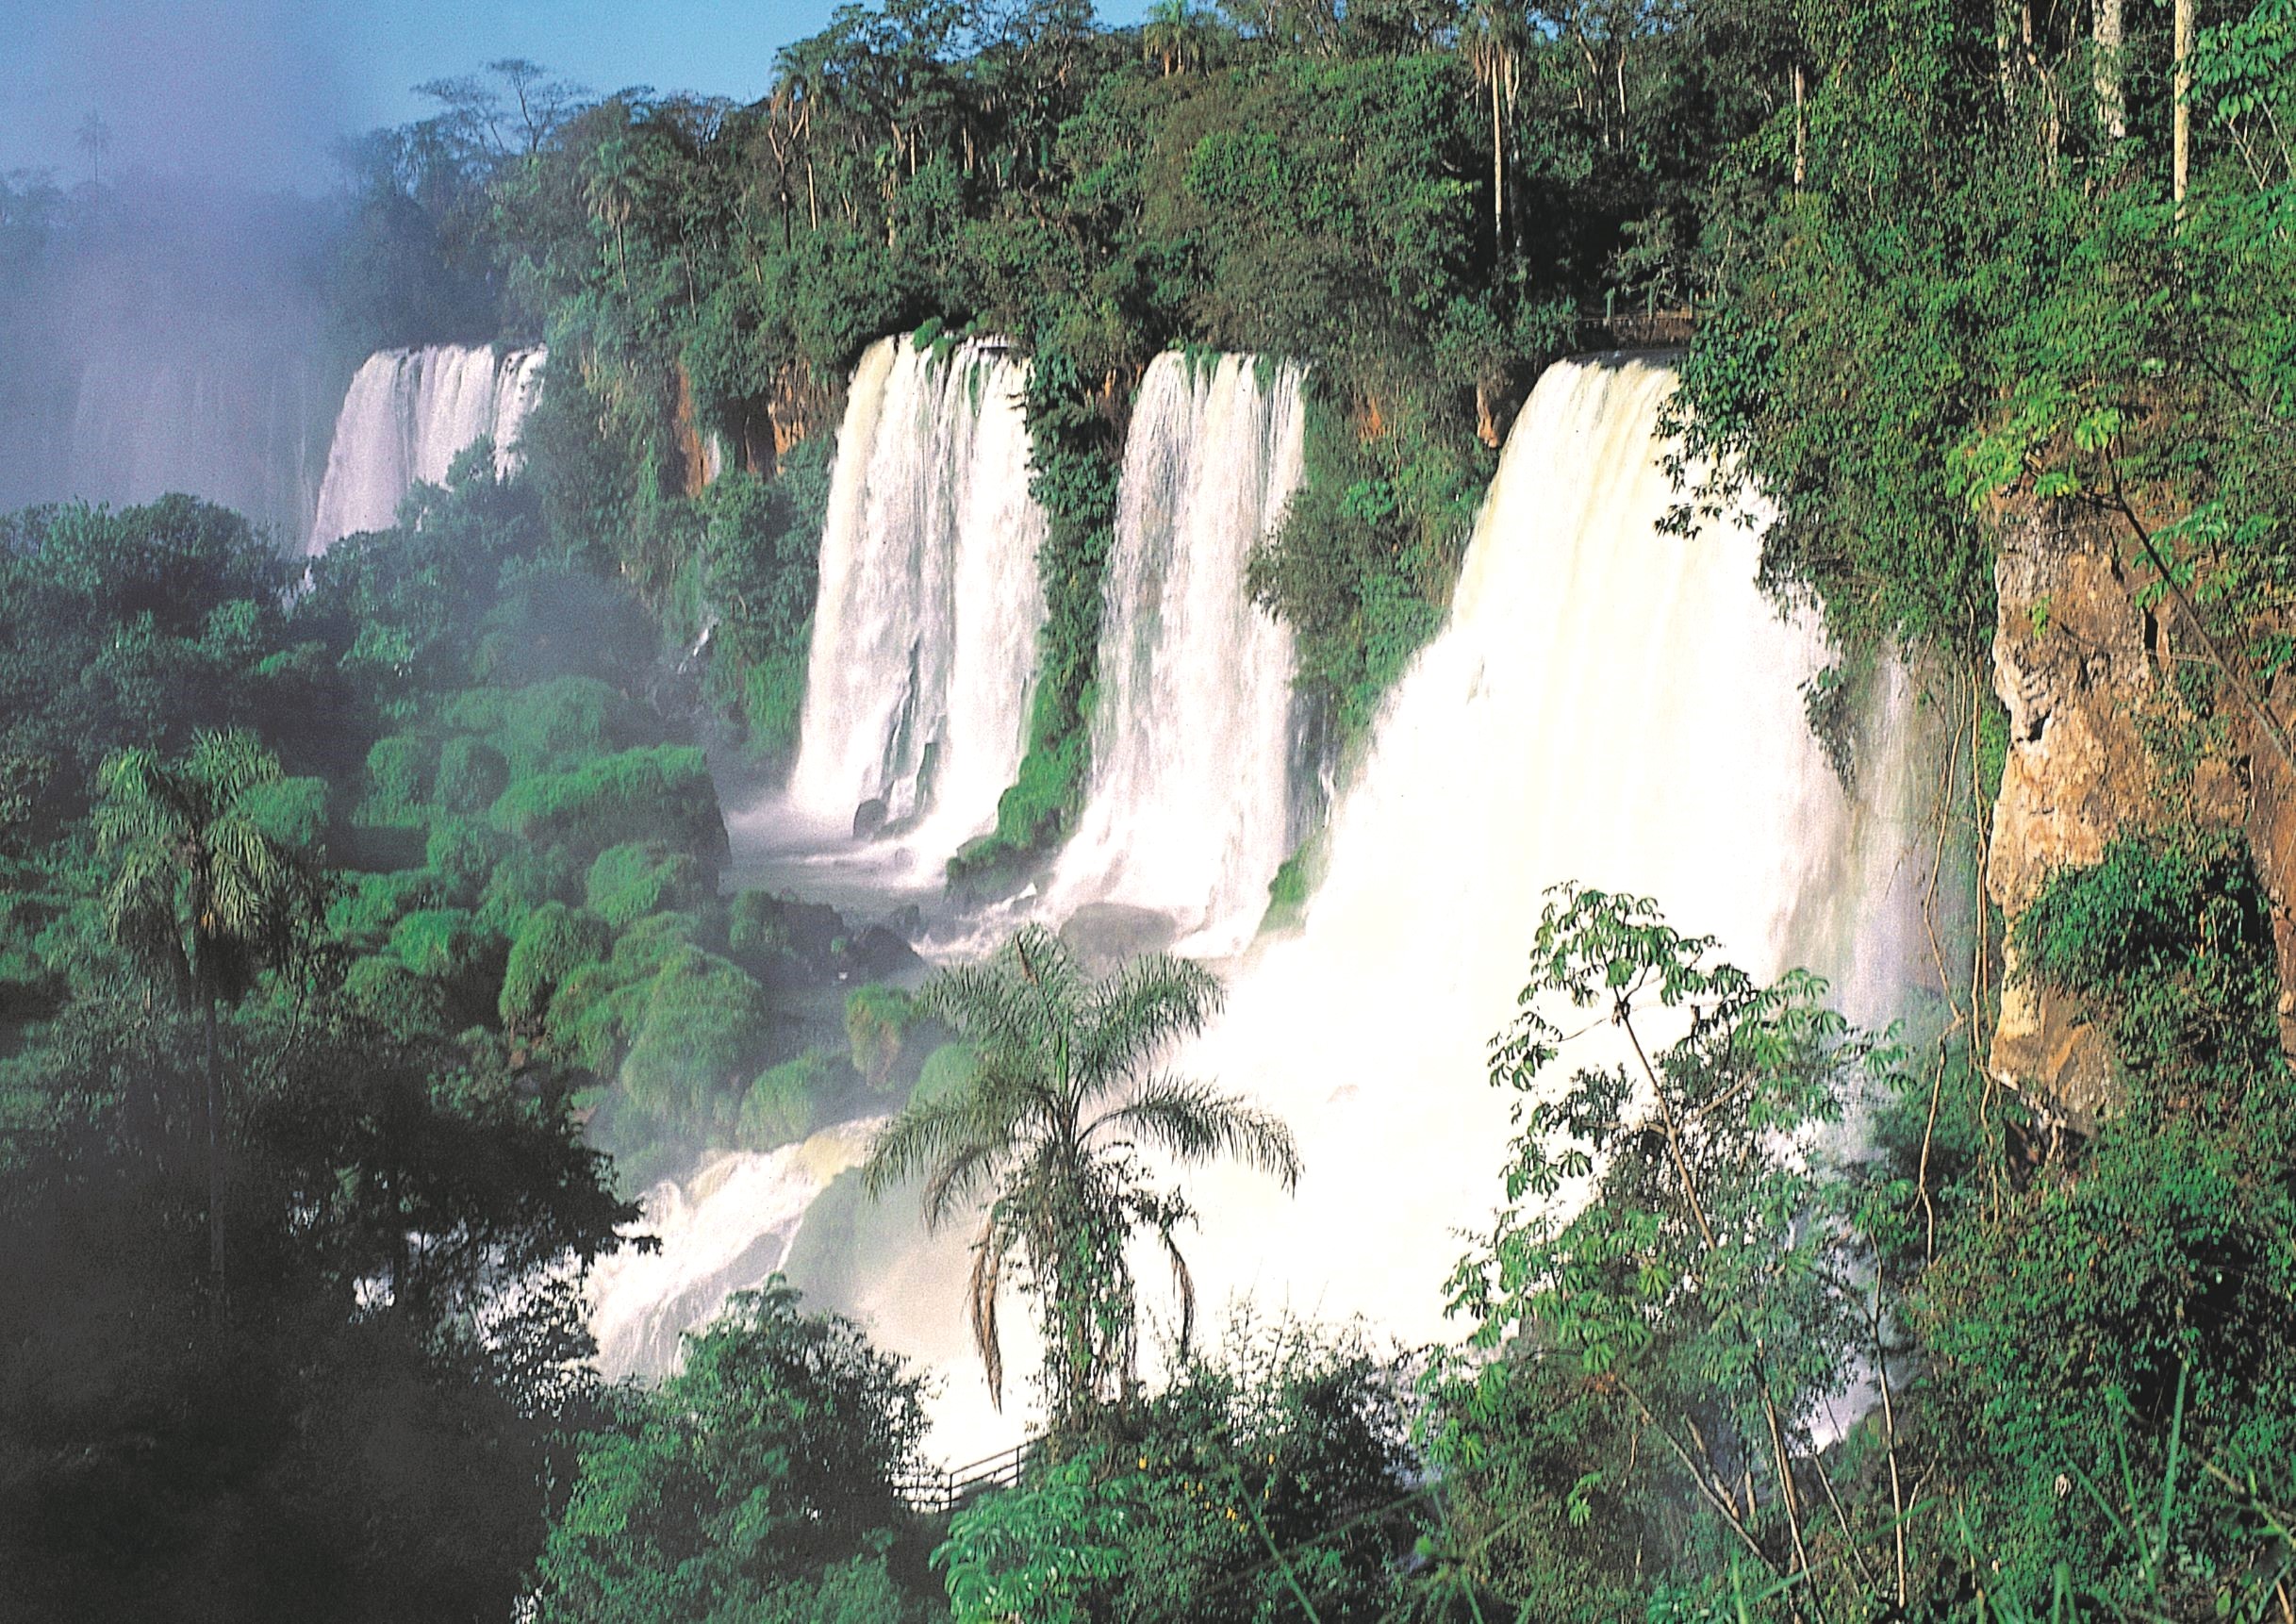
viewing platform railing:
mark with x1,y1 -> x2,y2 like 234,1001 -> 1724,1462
894,1438 -> 1037,1515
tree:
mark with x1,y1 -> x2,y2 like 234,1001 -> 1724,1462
74,110 -> 111,186
1460,0 -> 1525,253
862,925 -> 1300,1432
94,731 -> 319,1282
533,1281 -> 928,1624
1437,886 -> 1900,1607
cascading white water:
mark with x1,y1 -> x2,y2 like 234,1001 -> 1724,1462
587,1120 -> 881,1379
786,338 -> 1049,871
620,352 -> 1932,1463
1168,354 -> 1924,1351
1043,353 -> 1307,953
306,345 -> 546,555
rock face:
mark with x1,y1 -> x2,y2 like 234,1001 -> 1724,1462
1987,510 -> 2157,1125
1985,505 -> 2266,1124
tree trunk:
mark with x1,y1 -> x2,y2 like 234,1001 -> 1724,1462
2094,0 -> 2125,141
204,986 -> 224,1285
2173,0 -> 2194,209
1491,75 -> 1505,253
1792,63 -> 1807,185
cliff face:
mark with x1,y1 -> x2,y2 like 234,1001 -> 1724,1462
1986,504 -> 2293,1122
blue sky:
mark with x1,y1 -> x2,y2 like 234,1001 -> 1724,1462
0,0 -> 1149,191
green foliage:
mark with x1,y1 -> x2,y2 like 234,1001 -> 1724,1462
500,902 -> 612,1031
366,733 -> 436,815
435,733 -> 510,813
532,1280 -> 928,1624
388,906 -> 476,978
742,1048 -> 835,1149
501,674 -> 622,776
491,743 -> 723,862
1435,886 -> 1900,1611
616,946 -> 773,1129
912,1039 -> 975,1105
1914,835 -> 2296,1608
584,838 -> 705,928
939,1322 -> 1417,1624
424,815 -> 505,906
843,984 -> 915,1092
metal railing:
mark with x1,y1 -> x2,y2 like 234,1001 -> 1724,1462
895,1437 -> 1038,1515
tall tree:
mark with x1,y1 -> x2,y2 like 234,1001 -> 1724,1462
862,926 -> 1300,1432
95,731 -> 318,1283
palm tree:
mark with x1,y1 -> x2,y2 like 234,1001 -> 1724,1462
96,731 -> 315,1284
862,925 -> 1300,1432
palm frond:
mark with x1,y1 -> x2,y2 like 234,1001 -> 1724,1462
1159,1222 -> 1197,1365
920,1133 -> 1010,1231
1078,952 -> 1223,1093
970,1212 -> 1005,1411
1090,1072 -> 1302,1190
862,1095 -> 1000,1202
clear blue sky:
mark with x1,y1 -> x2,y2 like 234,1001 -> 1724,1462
0,0 -> 1150,191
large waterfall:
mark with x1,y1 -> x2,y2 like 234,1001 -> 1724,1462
1044,353 -> 1308,953
306,345 -> 546,555
1167,354 -> 1924,1352
624,352 -> 1928,1461
786,337 -> 1049,872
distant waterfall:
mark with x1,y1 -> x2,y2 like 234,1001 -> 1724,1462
1165,354 -> 1926,1352
787,338 -> 1049,870
306,345 -> 546,555
1045,353 -> 1307,952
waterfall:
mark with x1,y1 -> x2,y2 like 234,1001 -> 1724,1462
587,1120 -> 880,1379
622,352 -> 1931,1460
786,338 -> 1049,871
306,345 -> 546,555
1044,353 -> 1307,953
1167,354 -> 1925,1352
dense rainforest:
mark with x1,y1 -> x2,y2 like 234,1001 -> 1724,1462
6,0 -> 2296,1618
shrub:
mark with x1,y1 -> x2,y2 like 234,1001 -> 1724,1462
585,840 -> 705,929
499,675 -> 619,776
364,733 -> 435,817
616,946 -> 771,1127
435,735 -> 510,814
425,816 -> 505,907
500,903 -> 611,1031
740,1048 -> 836,1149
389,907 -> 480,981
843,985 -> 913,1092
342,953 -> 448,1040
491,744 -> 723,864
